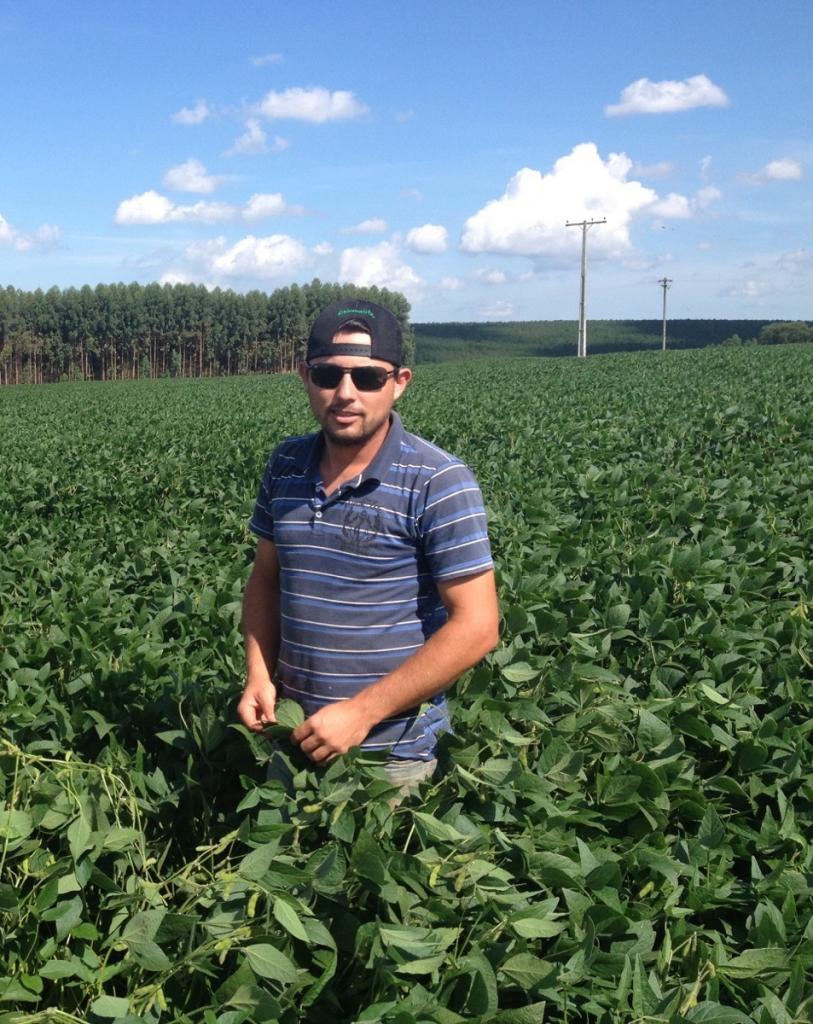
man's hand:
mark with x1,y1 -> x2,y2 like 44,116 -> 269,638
291,701 -> 373,763
241,538 -> 280,733
237,678 -> 278,732
289,569 -> 498,764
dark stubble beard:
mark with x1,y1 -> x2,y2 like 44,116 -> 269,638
322,411 -> 391,448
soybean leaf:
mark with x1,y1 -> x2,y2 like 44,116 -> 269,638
275,699 -> 305,731
273,897 -> 309,942
89,995 -> 131,1018
718,948 -> 790,978
244,944 -> 299,984
686,1003 -> 757,1023
500,953 -> 556,988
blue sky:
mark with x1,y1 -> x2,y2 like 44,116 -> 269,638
1,0 -> 811,322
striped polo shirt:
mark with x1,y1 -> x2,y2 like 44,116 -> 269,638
249,412 -> 493,760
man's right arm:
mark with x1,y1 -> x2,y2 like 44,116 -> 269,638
237,537 -> 280,731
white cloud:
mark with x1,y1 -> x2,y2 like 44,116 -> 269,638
341,217 -> 388,235
765,158 -> 804,181
406,223 -> 448,253
33,224 -> 61,247
652,185 -> 722,221
164,158 -> 226,194
0,212 -> 60,251
605,74 -> 729,116
255,86 -> 368,123
700,155 -> 713,180
209,234 -> 310,279
251,52 -> 283,66
228,118 -> 268,155
631,161 -> 674,179
171,100 -> 211,126
696,185 -> 722,208
721,279 -> 765,298
114,190 -> 235,225
697,241 -> 712,251
227,120 -> 291,156
748,157 -> 804,183
0,214 -> 14,246
460,143 -> 660,259
440,275 -> 465,290
650,193 -> 693,219
480,301 -> 514,319
243,192 -> 305,221
115,191 -> 175,225
243,193 -> 285,220
339,241 -> 422,292
651,184 -> 722,220
115,189 -> 307,226
313,241 -> 334,256
184,237 -> 229,263
474,268 -> 509,285
778,249 -> 813,273
400,187 -> 423,201
170,201 -> 235,223
160,270 -> 196,286
165,233 -> 332,286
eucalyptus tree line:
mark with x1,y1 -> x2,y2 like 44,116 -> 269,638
0,280 -> 413,385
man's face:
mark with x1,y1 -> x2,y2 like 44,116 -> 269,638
299,332 -> 412,448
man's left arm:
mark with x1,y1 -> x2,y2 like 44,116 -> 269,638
291,569 -> 499,763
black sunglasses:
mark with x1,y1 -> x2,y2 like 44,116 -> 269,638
307,362 -> 399,392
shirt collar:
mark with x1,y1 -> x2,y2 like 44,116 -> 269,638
361,411 -> 405,485
303,431 -> 324,480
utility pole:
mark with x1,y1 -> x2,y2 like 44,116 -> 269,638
566,218 -> 606,357
659,277 -> 672,351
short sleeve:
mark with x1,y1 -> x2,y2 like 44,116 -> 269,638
248,452 -> 277,541
418,462 -> 493,581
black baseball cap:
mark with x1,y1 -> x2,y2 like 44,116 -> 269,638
307,300 -> 403,364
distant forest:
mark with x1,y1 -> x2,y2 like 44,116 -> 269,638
0,278 -> 809,385
412,319 -> 809,361
0,280 -> 412,386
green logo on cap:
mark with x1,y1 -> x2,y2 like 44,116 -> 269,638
337,307 -> 376,319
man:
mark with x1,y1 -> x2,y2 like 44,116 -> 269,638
238,299 -> 499,791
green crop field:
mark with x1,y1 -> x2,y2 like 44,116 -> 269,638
1,344 -> 812,1024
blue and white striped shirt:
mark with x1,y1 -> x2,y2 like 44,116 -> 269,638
249,412 -> 493,760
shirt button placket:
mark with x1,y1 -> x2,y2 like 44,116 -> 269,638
312,485 -> 325,522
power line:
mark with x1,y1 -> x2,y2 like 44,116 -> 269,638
659,277 -> 673,351
566,218 -> 606,357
